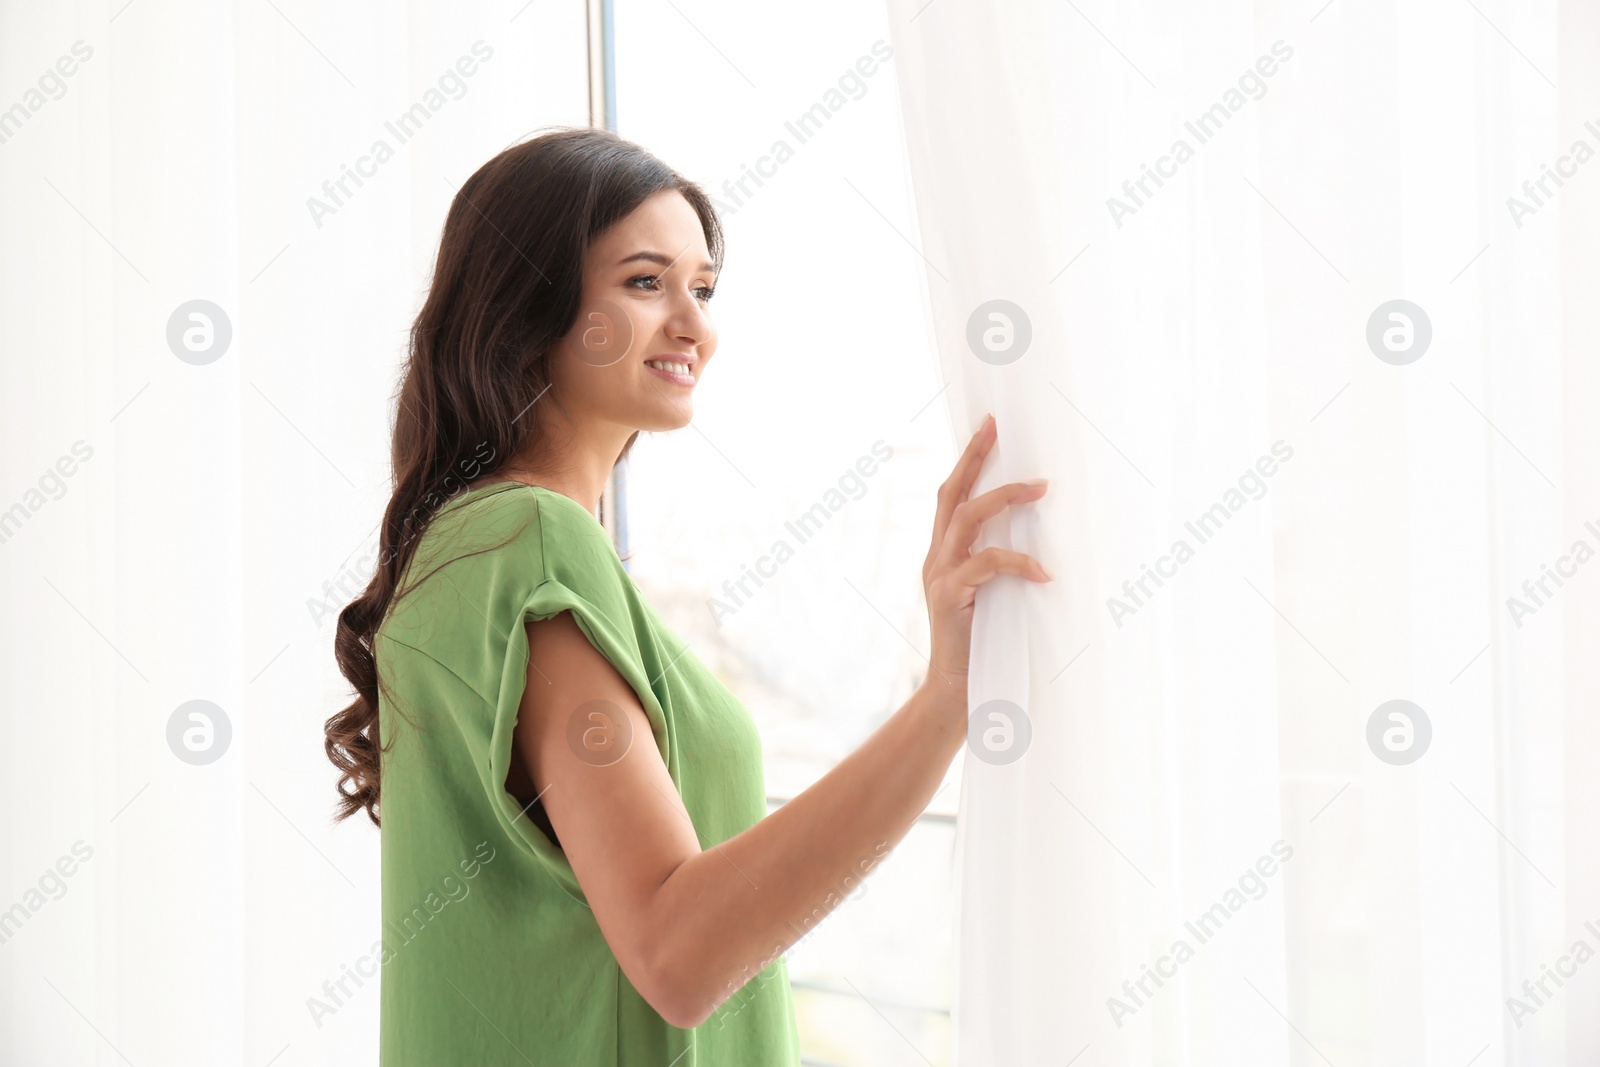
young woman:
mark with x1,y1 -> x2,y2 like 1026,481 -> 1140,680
324,126 -> 1050,1065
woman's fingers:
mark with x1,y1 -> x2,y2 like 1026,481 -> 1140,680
929,415 -> 996,556
919,427 -> 1053,694
935,479 -> 1048,572
950,545 -> 1052,588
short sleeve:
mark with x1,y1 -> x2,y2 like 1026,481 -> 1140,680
475,490 -> 678,907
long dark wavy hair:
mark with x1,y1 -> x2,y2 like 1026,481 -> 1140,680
325,126 -> 725,827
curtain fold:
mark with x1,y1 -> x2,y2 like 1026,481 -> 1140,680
888,0 -> 1600,1063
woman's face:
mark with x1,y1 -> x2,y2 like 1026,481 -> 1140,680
548,188 -> 718,434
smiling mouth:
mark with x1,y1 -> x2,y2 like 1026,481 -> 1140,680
644,359 -> 696,386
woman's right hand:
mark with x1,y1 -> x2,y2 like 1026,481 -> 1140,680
920,413 -> 1051,708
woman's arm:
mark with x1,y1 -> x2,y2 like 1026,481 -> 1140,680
514,415 -> 1048,1028
516,614 -> 967,1028
649,676 -> 967,1026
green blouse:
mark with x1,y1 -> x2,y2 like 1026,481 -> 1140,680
374,480 -> 800,1065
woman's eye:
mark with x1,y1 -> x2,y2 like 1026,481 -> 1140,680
627,275 -> 715,302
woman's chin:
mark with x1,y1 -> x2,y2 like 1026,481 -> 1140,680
640,400 -> 694,431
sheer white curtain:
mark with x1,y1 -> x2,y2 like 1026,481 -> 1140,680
0,3 -> 585,1063
888,1 -> 1600,1064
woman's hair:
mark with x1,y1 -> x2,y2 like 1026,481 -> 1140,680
324,126 -> 725,827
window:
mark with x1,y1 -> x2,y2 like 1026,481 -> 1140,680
616,2 -> 960,1060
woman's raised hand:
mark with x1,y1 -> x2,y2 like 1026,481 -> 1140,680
920,414 -> 1051,706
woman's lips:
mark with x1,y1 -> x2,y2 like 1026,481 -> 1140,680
645,361 -> 695,387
